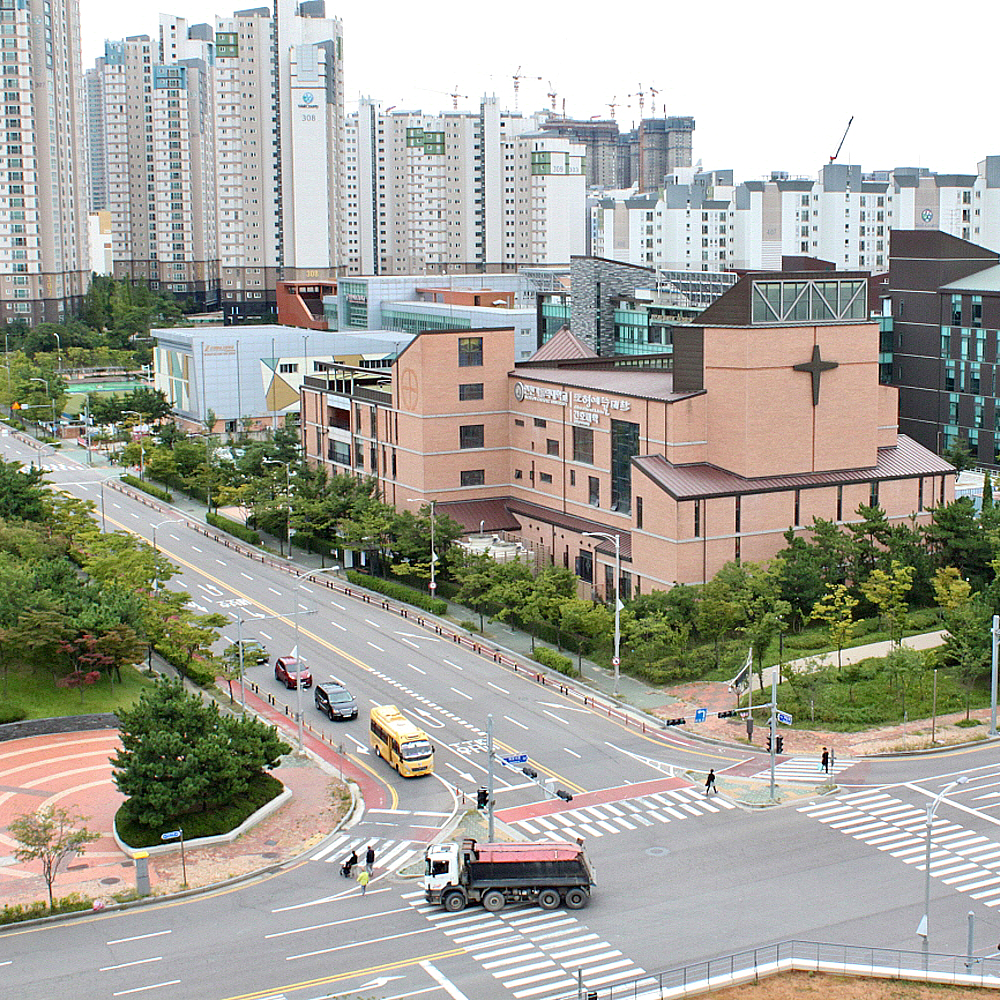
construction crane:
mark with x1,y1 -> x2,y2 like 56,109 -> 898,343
829,116 -> 854,163
648,85 -> 661,117
547,80 -> 558,113
629,84 -> 646,120
512,66 -> 541,112
607,96 -> 619,118
448,84 -> 468,111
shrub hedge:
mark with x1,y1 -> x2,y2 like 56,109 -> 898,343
207,511 -> 261,546
120,474 -> 172,502
0,893 -> 94,926
345,570 -> 447,615
532,646 -> 579,677
0,703 -> 27,724
154,642 -> 217,688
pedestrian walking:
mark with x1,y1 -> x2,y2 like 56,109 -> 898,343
357,869 -> 370,895
340,849 -> 357,878
365,844 -> 375,876
829,747 -> 835,772
705,769 -> 717,795
821,747 -> 829,774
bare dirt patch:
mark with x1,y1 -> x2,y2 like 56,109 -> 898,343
707,971 -> 996,999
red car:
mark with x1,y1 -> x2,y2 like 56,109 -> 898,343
274,655 -> 312,690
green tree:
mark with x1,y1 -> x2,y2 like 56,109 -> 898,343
811,583 -> 860,671
860,560 -> 915,646
845,504 -> 892,583
695,573 -> 745,669
931,566 -> 972,614
924,498 -> 993,589
774,530 -> 826,628
0,458 -> 48,522
8,807 -> 99,908
939,597 -> 993,719
943,437 -> 975,470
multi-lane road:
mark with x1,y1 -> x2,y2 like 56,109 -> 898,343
4,436 -> 1000,1000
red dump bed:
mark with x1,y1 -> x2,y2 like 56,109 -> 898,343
465,839 -> 583,863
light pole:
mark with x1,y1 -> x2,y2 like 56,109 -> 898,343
918,775 -> 969,968
122,409 -> 144,479
583,530 -> 622,698
263,458 -> 291,557
151,518 -> 183,591
51,329 -> 62,372
29,377 -> 56,429
406,498 -> 437,594
990,614 -> 999,737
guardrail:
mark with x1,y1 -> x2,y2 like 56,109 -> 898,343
547,940 -> 1000,999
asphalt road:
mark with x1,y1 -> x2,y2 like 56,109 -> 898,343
4,439 -> 1000,1000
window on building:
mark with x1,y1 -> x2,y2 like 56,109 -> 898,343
514,469 -> 523,479
573,426 -> 594,464
570,469 -> 576,486
870,481 -> 880,508
952,294 -> 962,327
610,420 -> 639,514
918,477 -> 924,512
459,382 -> 484,400
636,495 -> 643,530
279,362 -> 298,373
794,489 -> 801,527
458,336 -> 483,367
461,469 -> 485,486
836,485 -> 843,521
694,501 -> 701,537
459,424 -> 484,449
546,438 -> 559,456
533,417 -> 547,428
576,548 -> 593,583
588,476 -> 600,506
514,418 -> 525,426
539,471 -> 553,484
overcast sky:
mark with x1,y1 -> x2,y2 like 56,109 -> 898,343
80,0 -> 1000,183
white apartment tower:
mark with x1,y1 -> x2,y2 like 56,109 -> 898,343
343,97 -> 585,275
0,0 -> 89,325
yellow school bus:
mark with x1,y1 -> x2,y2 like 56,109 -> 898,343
369,704 -> 435,777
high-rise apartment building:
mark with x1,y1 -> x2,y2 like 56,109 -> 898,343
1,0 -> 89,325
88,1 -> 345,316
342,98 -> 586,276
618,117 -> 696,192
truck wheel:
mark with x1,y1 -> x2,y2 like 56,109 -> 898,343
537,888 -> 560,910
443,892 -> 467,913
482,890 -> 506,913
564,888 -> 589,910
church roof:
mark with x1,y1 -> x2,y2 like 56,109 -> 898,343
527,327 -> 598,363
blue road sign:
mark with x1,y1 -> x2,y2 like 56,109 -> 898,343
501,754 -> 528,765
161,830 -> 182,841
777,711 -> 793,725
694,708 -> 707,723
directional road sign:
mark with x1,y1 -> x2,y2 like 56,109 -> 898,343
694,708 -> 707,723
777,710 -> 793,725
161,830 -> 182,841
501,753 -> 528,765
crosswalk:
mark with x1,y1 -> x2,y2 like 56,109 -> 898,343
509,786 -> 735,843
309,832 -> 421,874
402,888 -> 644,999
366,666 -> 486,738
753,756 -> 852,782
799,789 -> 1000,906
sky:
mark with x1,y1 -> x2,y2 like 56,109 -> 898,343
79,0 -> 1000,184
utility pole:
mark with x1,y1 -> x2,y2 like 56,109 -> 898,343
487,713 -> 495,841
770,667 -> 777,801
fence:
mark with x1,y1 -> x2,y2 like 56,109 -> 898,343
547,940 -> 1000,1000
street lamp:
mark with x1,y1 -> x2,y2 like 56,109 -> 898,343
583,530 -> 622,697
29,377 -> 56,429
151,518 -> 183,591
122,409 -> 144,479
918,775 -> 969,968
51,329 -> 62,372
263,459 -> 291,558
406,498 -> 437,595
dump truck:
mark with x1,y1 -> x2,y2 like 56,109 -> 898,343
422,837 -> 594,912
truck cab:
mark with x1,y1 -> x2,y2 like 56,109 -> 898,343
422,842 -> 461,906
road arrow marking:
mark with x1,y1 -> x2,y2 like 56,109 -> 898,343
411,707 -> 445,729
359,976 -> 406,989
445,763 -> 474,782
538,701 -> 592,714
395,630 -> 439,642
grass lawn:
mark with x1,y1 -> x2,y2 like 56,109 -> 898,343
115,772 -> 284,848
0,663 -> 156,723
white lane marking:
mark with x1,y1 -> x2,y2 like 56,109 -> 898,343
266,906 -> 411,937
488,682 -> 509,694
504,715 -> 529,730
400,638 -> 420,649
215,559 -> 226,566
444,659 -> 463,671
365,619 -> 382,629
190,545 -> 202,552
564,748 -> 581,758
259,631 -> 272,640
168,534 -> 180,541
450,687 -> 473,701
241,572 -> 254,580
543,709 -> 569,726
100,957 -> 163,972
106,930 -> 172,945
538,701 -> 592,714
368,642 -> 385,652
421,960 -> 473,1000
112,982 -> 181,997
268,587 -> 282,595
331,600 -> 346,610
408,663 -> 427,675
299,584 -> 314,593
287,924 -> 434,960
330,620 -> 347,631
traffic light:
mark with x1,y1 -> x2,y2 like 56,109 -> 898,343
556,789 -> 573,802
776,735 -> 784,754
522,766 -> 538,780
766,734 -> 772,752
476,787 -> 488,810
663,717 -> 686,726
717,710 -> 737,718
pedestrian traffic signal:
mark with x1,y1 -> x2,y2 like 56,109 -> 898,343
717,710 -> 737,718
663,717 -> 686,726
766,734 -> 772,752
522,766 -> 538,780
476,787 -> 488,810
776,735 -> 784,754
556,789 -> 573,802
